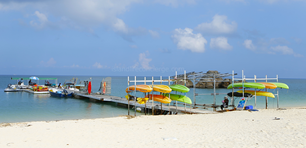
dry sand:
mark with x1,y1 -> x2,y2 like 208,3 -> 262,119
1,108 -> 306,148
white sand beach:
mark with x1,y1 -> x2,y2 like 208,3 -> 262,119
1,108 -> 306,148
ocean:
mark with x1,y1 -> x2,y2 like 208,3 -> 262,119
0,75 -> 305,123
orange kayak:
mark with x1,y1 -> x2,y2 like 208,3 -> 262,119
258,82 -> 277,89
146,94 -> 171,104
125,85 -> 152,93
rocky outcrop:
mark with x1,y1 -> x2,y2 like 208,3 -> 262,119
173,70 -> 240,89
173,79 -> 193,87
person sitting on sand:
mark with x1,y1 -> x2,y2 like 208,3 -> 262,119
221,96 -> 229,110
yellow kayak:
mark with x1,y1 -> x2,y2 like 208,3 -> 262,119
237,90 -> 275,98
152,85 -> 172,93
125,94 -> 149,104
125,85 -> 152,93
258,82 -> 277,89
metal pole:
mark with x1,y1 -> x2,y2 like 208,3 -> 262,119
265,75 -> 268,109
276,75 -> 279,109
242,70 -> 245,106
168,76 -> 171,115
152,76 -> 154,115
213,74 -> 216,111
254,75 -> 257,109
193,74 -> 196,107
145,92 -> 147,115
134,76 -> 137,116
144,77 -> 147,115
128,76 -> 130,115
185,71 -> 191,114
231,70 -> 234,107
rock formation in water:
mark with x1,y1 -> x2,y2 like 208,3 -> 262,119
173,70 -> 240,88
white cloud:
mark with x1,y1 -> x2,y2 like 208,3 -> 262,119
219,0 -> 246,3
172,28 -> 207,53
113,18 -> 128,33
93,62 -> 105,69
130,45 -> 138,48
243,39 -> 256,51
195,14 -> 237,34
40,58 -> 56,67
292,37 -> 302,44
71,64 -> 80,68
271,45 -> 303,57
270,38 -> 289,45
210,37 -> 232,50
139,51 -> 152,70
30,11 -> 49,29
149,30 -> 159,38
154,0 -> 196,7
0,0 -> 142,35
159,48 -> 171,53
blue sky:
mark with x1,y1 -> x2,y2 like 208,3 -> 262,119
0,0 -> 305,78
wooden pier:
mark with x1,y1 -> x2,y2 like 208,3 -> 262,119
74,92 -> 215,115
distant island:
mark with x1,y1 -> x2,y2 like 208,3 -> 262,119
173,70 -> 240,88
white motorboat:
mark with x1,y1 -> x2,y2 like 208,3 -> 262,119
4,84 -> 22,92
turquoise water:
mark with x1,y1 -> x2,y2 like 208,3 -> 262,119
0,75 -> 305,123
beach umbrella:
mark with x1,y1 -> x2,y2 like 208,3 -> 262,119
30,76 -> 39,80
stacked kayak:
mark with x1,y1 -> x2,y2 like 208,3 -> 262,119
166,84 -> 192,104
150,85 -> 172,104
237,90 -> 275,98
145,94 -> 171,104
125,85 -> 152,104
125,85 -> 172,104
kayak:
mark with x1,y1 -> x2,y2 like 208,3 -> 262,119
227,92 -> 252,97
152,85 -> 172,93
169,85 -> 190,93
227,83 -> 265,89
145,94 -> 171,104
125,85 -> 152,93
258,82 -> 277,89
237,90 -> 275,98
125,94 -> 149,104
164,93 -> 192,104
270,82 -> 289,89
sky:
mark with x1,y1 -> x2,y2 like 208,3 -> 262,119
0,0 -> 305,78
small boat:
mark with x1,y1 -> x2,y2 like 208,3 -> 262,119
258,82 -> 277,89
169,85 -> 190,93
49,88 -> 73,97
227,83 -> 265,89
145,94 -> 171,104
270,82 -> 289,89
125,85 -> 152,93
152,85 -> 172,93
4,84 -> 22,92
227,92 -> 252,97
164,93 -> 192,104
125,94 -> 149,104
237,90 -> 275,98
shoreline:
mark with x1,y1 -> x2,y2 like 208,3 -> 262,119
1,106 -> 306,125
1,107 -> 306,147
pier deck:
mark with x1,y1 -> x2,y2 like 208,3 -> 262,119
74,92 -> 215,114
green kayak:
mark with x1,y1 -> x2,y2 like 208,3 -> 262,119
170,85 -> 190,93
227,83 -> 265,89
270,82 -> 289,89
164,93 -> 192,104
